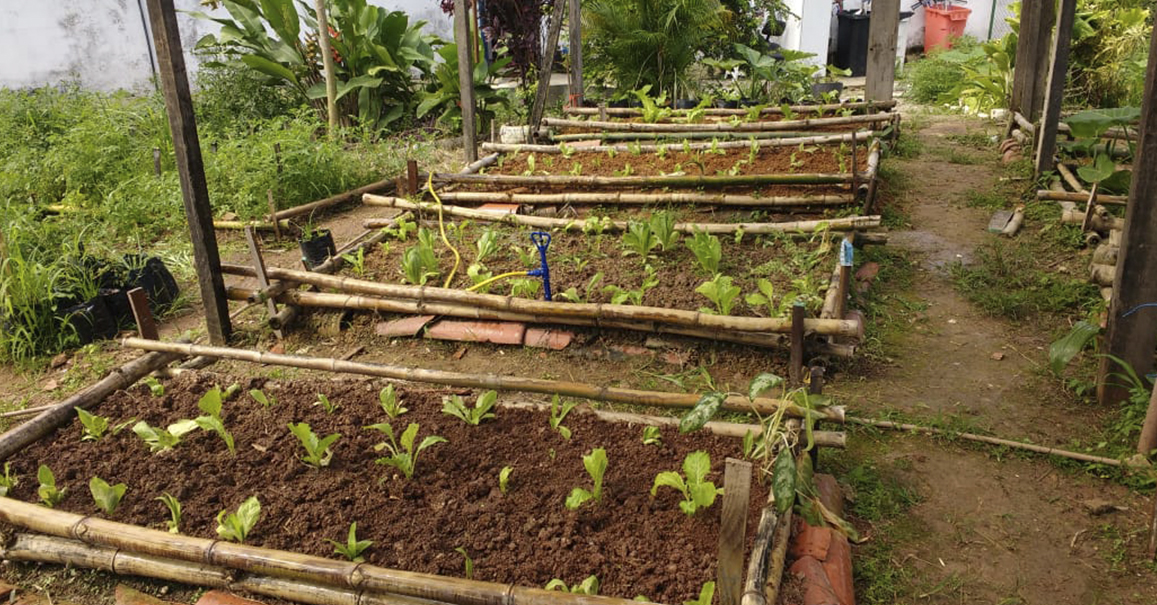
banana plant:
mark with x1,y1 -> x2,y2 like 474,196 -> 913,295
417,44 -> 512,134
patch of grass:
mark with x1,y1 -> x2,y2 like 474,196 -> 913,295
886,133 -> 924,159
945,132 -> 994,149
875,163 -> 913,229
963,187 -> 1009,209
936,146 -> 984,165
848,247 -> 927,364
951,240 -> 1101,321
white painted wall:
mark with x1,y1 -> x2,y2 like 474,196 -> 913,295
839,0 -> 1016,50
0,0 -> 453,93
780,0 -> 835,74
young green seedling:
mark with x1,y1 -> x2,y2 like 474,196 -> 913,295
641,426 -> 662,446
622,220 -> 659,258
498,466 -> 514,494
328,522 -> 373,562
288,422 -> 341,468
509,277 -> 540,298
37,464 -> 65,507
549,395 -> 578,439
565,448 -> 607,510
649,211 -> 680,251
341,247 -> 367,276
545,576 -> 600,595
89,476 -> 127,515
367,422 -> 447,480
76,407 -> 109,441
696,274 -> 742,315
142,376 -> 165,397
744,278 -> 778,317
195,387 -> 235,455
157,493 -> 181,533
216,496 -> 261,543
0,463 -> 18,497
442,390 -> 497,425
683,581 -> 716,605
685,230 -> 721,274
379,384 -> 408,418
455,547 -> 475,579
249,388 -> 277,408
476,229 -> 499,264
651,450 -> 723,515
603,265 -> 659,305
132,420 -> 199,453
314,393 -> 340,414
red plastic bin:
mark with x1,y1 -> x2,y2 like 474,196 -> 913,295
924,5 -> 971,51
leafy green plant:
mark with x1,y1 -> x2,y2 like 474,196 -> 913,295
632,85 -> 672,123
89,476 -> 127,515
650,211 -> 680,251
142,376 -> 165,397
37,465 -> 65,507
513,244 -> 538,269
328,522 -> 373,562
249,388 -> 277,408
549,395 -> 579,439
499,466 -> 514,494
216,496 -> 261,543
314,393 -> 340,414
545,576 -> 600,595
651,451 -> 722,515
604,265 -> 659,305
744,278 -> 788,317
475,229 -> 500,264
132,420 -> 199,453
442,390 -> 498,425
565,448 -> 607,510
417,43 -> 511,134
287,422 -> 341,468
683,582 -> 715,605
157,493 -> 181,533
558,272 -> 604,304
385,216 -> 418,241
696,274 -> 742,315
401,230 -> 440,285
367,422 -> 447,480
510,277 -> 540,298
0,463 -> 18,497
379,384 -> 408,418
622,220 -> 659,258
455,547 -> 475,579
642,426 -> 662,446
341,247 -> 367,276
76,407 -> 110,441
686,230 -> 721,274
194,387 -> 236,455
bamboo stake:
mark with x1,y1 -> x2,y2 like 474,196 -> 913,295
0,350 -> 181,460
1013,111 -> 1036,135
741,422 -> 799,605
121,338 -> 845,422
760,487 -> 794,605
434,172 -> 856,189
219,263 -> 864,337
436,191 -> 855,207
542,113 -> 893,133
562,100 -> 897,117
481,131 -> 881,155
1056,162 -> 1087,193
273,179 -> 395,221
1138,380 -> 1157,457
846,417 -> 1132,466
463,153 -> 500,174
364,196 -> 879,235
1036,190 -> 1127,205
0,405 -> 54,419
213,219 -> 294,231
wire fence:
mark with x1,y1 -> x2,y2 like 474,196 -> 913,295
986,0 -> 1018,41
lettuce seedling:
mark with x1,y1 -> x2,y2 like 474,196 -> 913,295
744,278 -> 779,317
545,576 -> 600,595
288,422 -> 341,468
37,465 -> 65,507
132,420 -> 199,453
476,229 -> 500,264
314,393 -> 340,414
0,463 -> 18,497
685,230 -> 721,274
249,388 -> 277,408
328,522 -> 373,562
442,390 -> 497,425
89,476 -> 127,515
641,426 -> 662,446
649,211 -> 680,251
379,384 -> 408,418
367,422 -> 447,480
157,492 -> 181,533
142,376 -> 165,397
622,220 -> 659,258
651,451 -> 723,515
455,547 -> 474,579
683,581 -> 715,605
195,387 -> 235,455
696,274 -> 742,315
565,448 -> 607,510
549,395 -> 578,439
76,407 -> 109,441
216,496 -> 260,543
498,466 -> 513,494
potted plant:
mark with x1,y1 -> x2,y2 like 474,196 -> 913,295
299,221 -> 337,270
810,65 -> 851,102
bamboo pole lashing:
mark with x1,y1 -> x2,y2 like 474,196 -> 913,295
121,338 -> 845,423
363,195 -> 879,235
218,263 -> 864,338
562,100 -> 897,117
541,113 -> 893,133
435,191 -> 855,207
481,131 -> 882,155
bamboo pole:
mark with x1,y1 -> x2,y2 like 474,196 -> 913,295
541,113 -> 893,133
760,489 -> 794,605
1056,162 -> 1087,193
434,172 -> 856,189
463,153 -> 500,174
121,338 -> 845,422
0,350 -> 182,461
741,422 -> 799,605
548,131 -> 852,143
846,417 -> 1132,466
562,100 -> 897,117
481,131 -> 881,155
218,263 -> 864,337
0,405 -> 54,419
1036,190 -> 1128,205
1013,111 -> 1036,135
272,179 -> 395,222
436,191 -> 855,208
213,219 -> 294,232
363,196 -> 879,235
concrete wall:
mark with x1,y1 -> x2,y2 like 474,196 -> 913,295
0,0 -> 453,93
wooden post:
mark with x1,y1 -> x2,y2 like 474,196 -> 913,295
1148,491 -> 1157,559
244,227 -> 284,340
144,0 -> 231,344
1138,381 -> 1157,456
1010,0 -> 1056,124
718,459 -> 752,605
790,302 -> 805,385
453,0 -> 478,163
407,159 -> 419,196
126,288 -> 159,341
314,0 -> 339,133
1033,0 -> 1077,175
529,0 -> 569,143
266,190 -> 281,240
152,148 -> 162,176
1098,24 -> 1157,406
864,0 -> 900,102
567,0 -> 583,107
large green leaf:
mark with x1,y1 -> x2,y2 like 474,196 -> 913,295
240,54 -> 298,85
223,0 -> 265,36
1064,107 -> 1141,139
260,0 -> 300,44
682,450 -> 711,484
306,75 -> 384,102
1048,320 -> 1101,375
679,392 -> 725,433
1076,153 -> 1116,184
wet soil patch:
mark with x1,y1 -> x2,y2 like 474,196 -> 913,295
7,373 -> 769,603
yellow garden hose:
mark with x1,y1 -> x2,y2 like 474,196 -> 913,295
426,173 -> 461,288
466,270 -> 529,292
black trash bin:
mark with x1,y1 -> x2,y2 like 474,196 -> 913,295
834,11 -> 871,78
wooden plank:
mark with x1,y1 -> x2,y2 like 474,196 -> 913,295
127,288 -> 158,341
244,227 -> 284,340
407,159 -> 419,196
144,0 -> 231,344
1033,0 -> 1077,174
529,0 -> 569,142
453,0 -> 478,163
864,0 -> 900,102
718,459 -> 753,605
567,0 -> 583,107
1098,23 -> 1157,406
1010,0 -> 1056,124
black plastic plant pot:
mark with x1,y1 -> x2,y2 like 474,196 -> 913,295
608,99 -> 631,108
811,82 -> 845,100
674,99 -> 699,110
62,296 -> 118,345
716,100 -> 740,109
300,229 -> 337,270
739,98 -> 760,108
100,288 -> 134,328
124,256 -> 181,312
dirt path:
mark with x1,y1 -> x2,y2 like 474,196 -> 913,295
829,111 -> 1157,603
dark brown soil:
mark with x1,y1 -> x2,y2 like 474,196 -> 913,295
7,373 -> 769,603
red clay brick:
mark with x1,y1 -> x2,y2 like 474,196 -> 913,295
195,591 -> 266,605
608,344 -> 652,357
374,315 -> 436,337
476,203 -> 520,215
115,585 -> 171,605
814,473 -> 844,517
788,556 -> 841,605
854,262 -> 880,283
426,320 -> 526,345
822,533 -> 855,605
790,518 -> 833,561
524,328 -> 573,350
